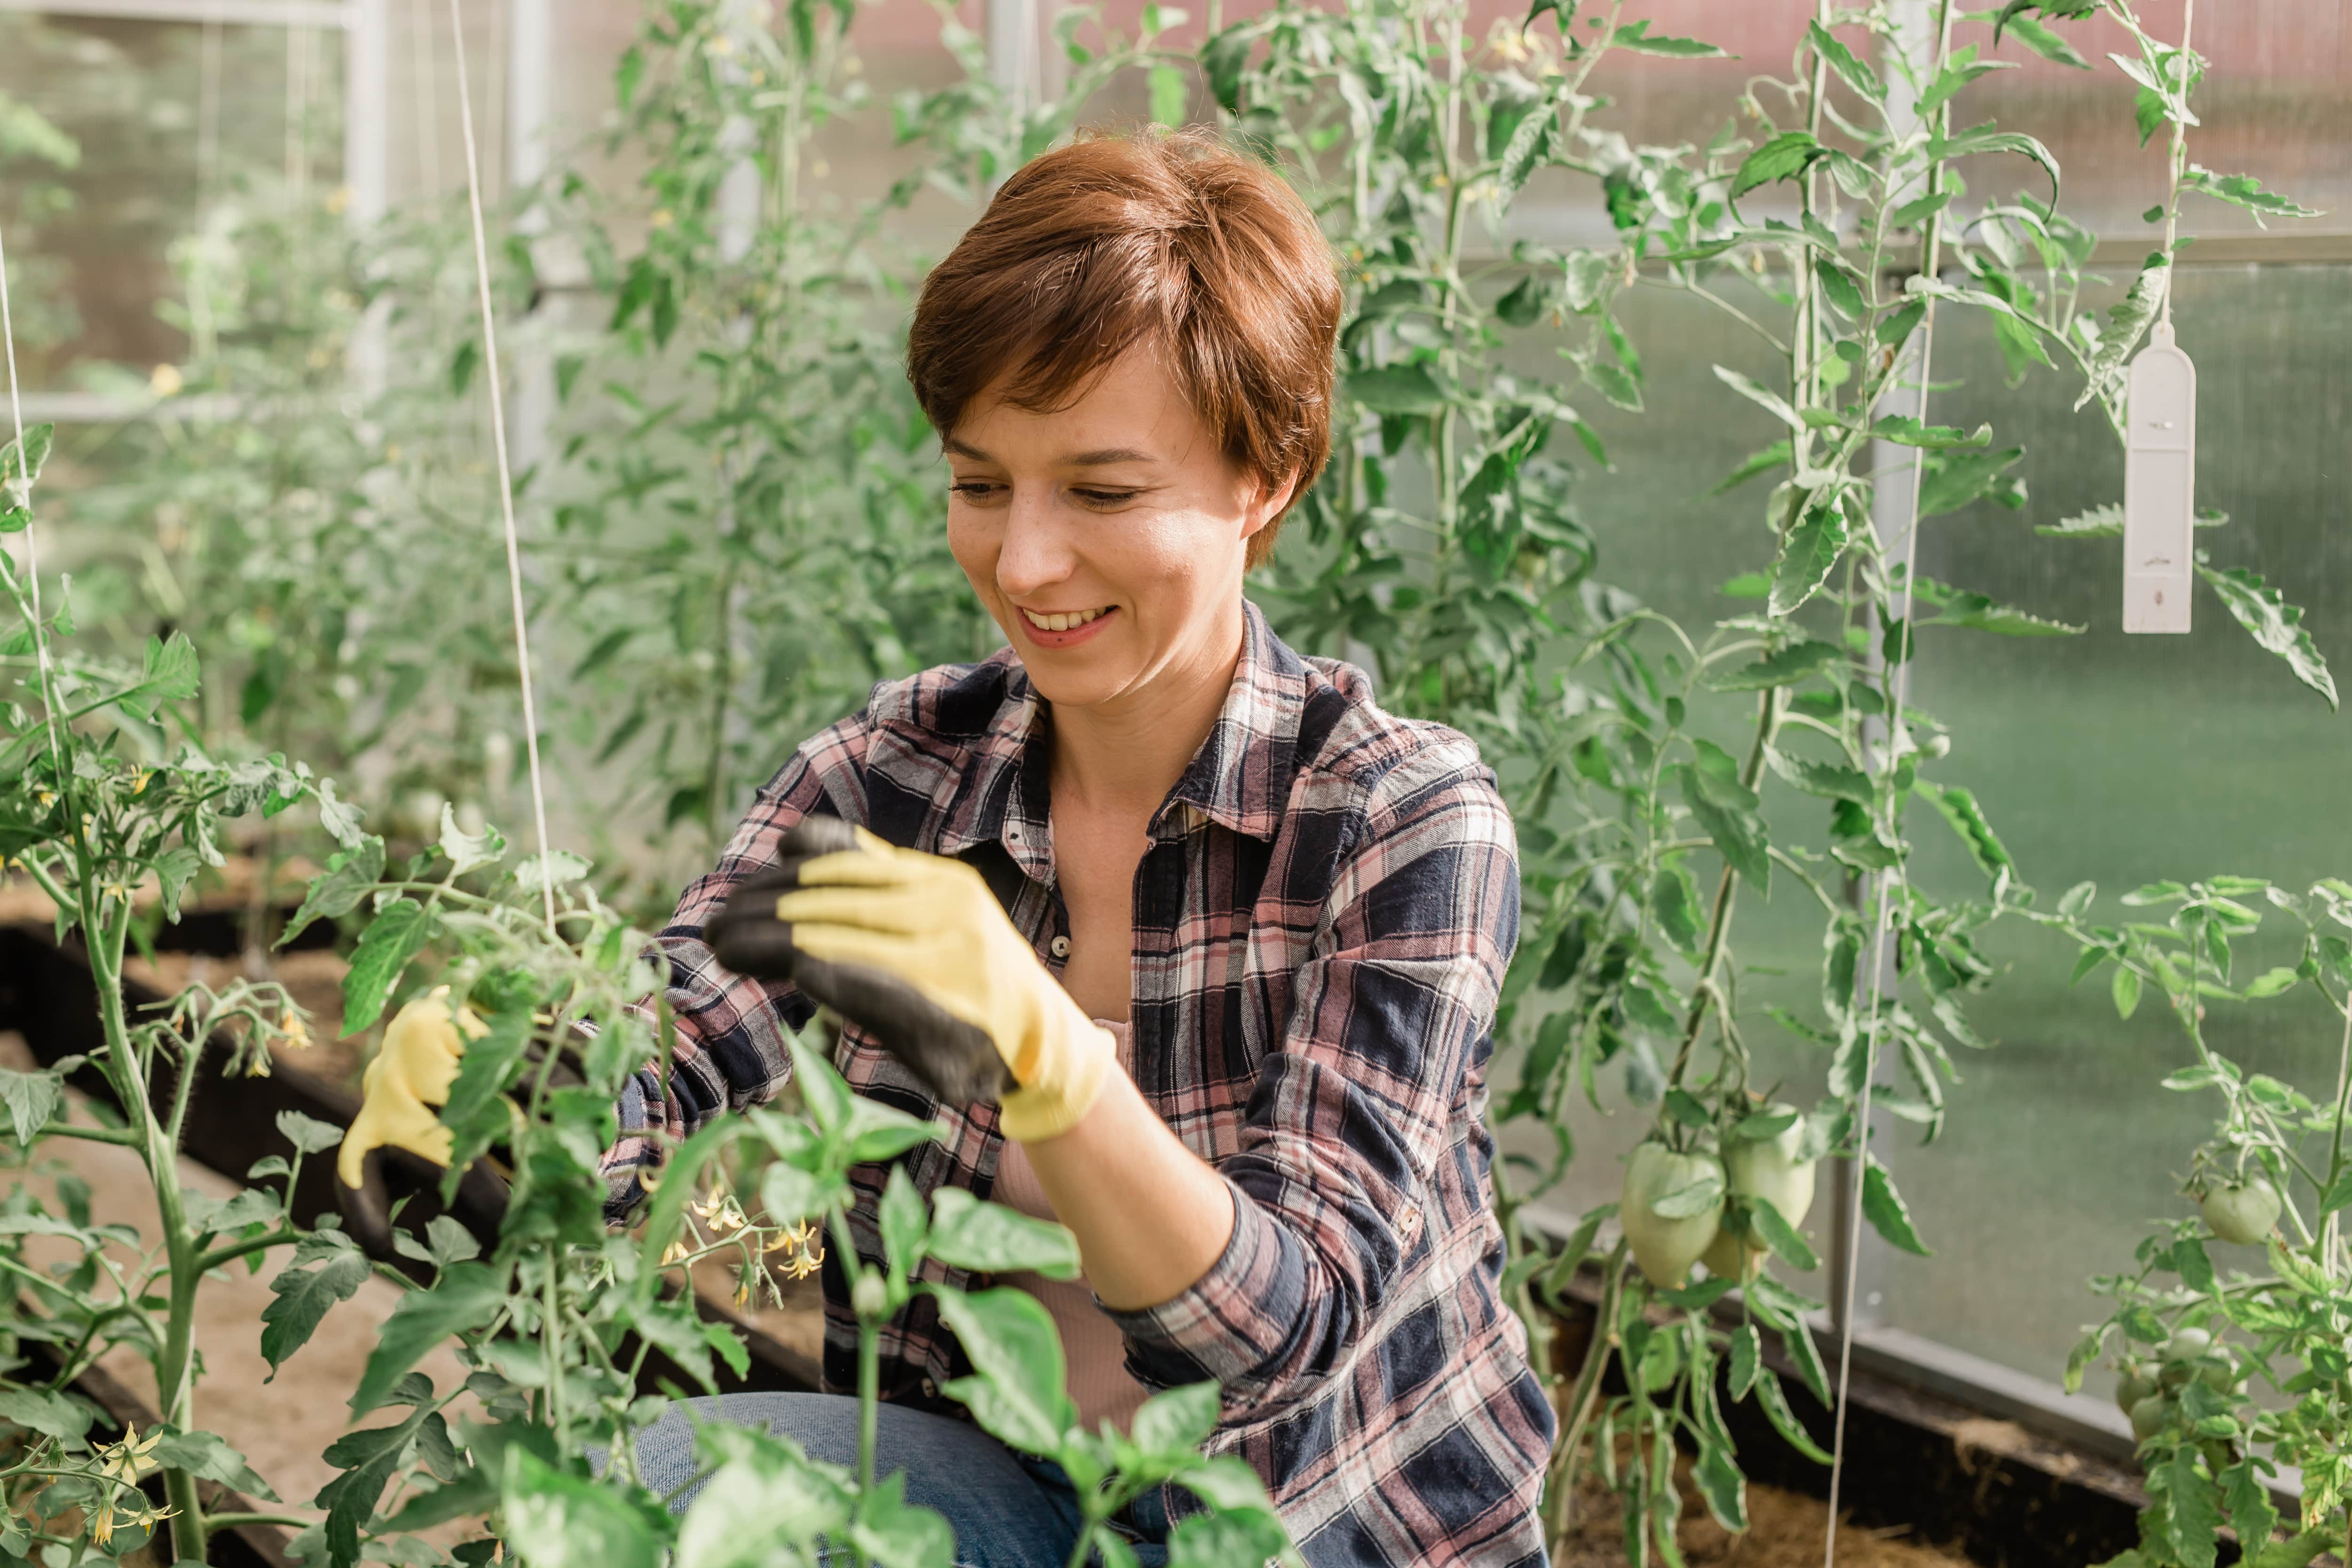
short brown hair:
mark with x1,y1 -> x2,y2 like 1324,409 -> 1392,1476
906,130 -> 1342,567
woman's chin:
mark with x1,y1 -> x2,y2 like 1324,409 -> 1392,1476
1016,660 -> 1133,712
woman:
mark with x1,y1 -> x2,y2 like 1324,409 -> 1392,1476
606,131 -> 1552,1565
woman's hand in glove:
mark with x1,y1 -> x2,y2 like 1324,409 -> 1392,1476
337,986 -> 484,1188
702,819 -> 1114,1143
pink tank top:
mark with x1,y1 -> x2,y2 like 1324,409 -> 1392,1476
990,1022 -> 1153,1434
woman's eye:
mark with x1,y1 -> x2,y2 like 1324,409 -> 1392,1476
1074,489 -> 1140,507
950,480 -> 1005,502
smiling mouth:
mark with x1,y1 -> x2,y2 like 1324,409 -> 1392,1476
1019,606 -> 1113,633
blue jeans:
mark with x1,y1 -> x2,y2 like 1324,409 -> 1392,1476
633,1393 -> 1170,1568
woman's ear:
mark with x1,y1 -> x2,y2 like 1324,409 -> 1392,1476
1241,470 -> 1300,544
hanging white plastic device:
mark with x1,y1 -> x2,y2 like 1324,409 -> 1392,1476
2122,320 -> 2196,634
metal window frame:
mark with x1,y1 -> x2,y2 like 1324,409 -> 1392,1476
0,0 -> 348,24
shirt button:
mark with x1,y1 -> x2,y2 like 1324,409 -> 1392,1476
1400,1204 -> 1423,1238
1050,936 -> 1071,959
920,1377 -> 937,1399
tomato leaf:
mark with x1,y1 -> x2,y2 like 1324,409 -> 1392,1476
0,422 -> 54,504
1727,1324 -> 1762,1400
261,1243 -> 371,1376
1750,1368 -> 1833,1463
2181,165 -> 2320,225
1730,131 -> 1823,200
926,1188 -> 1080,1279
1778,1316 -> 1833,1406
1746,1196 -> 1819,1272
1924,784 -> 2015,886
1346,363 -> 1448,417
2196,561 -> 2337,711
1770,499 -> 1850,617
1861,1155 -> 1932,1255
1676,739 -> 1770,893
1870,414 -> 1993,449
2220,1461 -> 2279,1565
341,897 -> 435,1035
498,1446 -> 669,1568
925,1285 -> 1073,1456
1710,638 -> 1844,693
1609,19 -> 1729,57
352,1261 -> 506,1413
1131,1382 -> 1221,1460
2150,1449 -> 2223,1568
1976,8 -> 2091,68
1694,1440 -> 1749,1532
2317,1165 -> 2352,1218
283,835 -> 387,946
2112,964 -> 2143,1019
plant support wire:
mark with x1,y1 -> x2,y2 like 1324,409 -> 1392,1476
1823,1 -> 1954,1560
446,0 -> 557,927
0,207 -> 69,794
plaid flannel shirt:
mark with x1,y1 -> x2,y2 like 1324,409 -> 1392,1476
604,602 -> 1553,1566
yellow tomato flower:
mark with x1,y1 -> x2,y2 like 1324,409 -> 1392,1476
282,1009 -> 311,1050
336,987 -> 486,1188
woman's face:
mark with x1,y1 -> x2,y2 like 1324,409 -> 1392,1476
944,347 -> 1291,717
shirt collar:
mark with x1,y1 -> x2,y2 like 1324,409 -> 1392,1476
934,600 -> 1309,875
1157,599 -> 1308,843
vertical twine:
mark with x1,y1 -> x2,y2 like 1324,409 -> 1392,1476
1821,3 -> 1952,1560
0,215 -> 67,791
445,0 -> 558,928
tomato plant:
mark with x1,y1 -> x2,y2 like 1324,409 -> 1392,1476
2045,875 -> 2351,1568
271,821 -> 1298,1568
1,403 -> 370,1563
1206,0 -> 2329,1555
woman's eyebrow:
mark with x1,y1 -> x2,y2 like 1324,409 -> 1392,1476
940,439 -> 1156,466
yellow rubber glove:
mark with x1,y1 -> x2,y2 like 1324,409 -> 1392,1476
337,986 -> 485,1188
704,820 -> 1115,1143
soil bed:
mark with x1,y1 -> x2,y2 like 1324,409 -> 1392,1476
1554,1465 -> 1974,1568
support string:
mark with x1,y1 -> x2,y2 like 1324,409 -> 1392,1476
1822,3 -> 1952,1560
1821,312 -> 1939,1568
445,0 -> 558,928
0,209 -> 68,793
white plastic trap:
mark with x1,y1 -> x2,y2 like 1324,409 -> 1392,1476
2122,320 -> 2196,634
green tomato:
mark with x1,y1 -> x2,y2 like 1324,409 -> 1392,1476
2129,1393 -> 2173,1442
1620,1143 -> 1724,1289
1724,1104 -> 1817,1230
851,1270 -> 889,1320
2159,1327 -> 2212,1389
1700,1225 -> 1760,1284
2201,1179 -> 2282,1246
2197,1360 -> 2236,1395
2114,1370 -> 2159,1414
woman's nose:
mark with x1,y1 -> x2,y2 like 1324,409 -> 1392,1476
992,487 -> 1076,596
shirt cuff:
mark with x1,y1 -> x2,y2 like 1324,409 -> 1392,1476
1101,1178 -> 1308,1407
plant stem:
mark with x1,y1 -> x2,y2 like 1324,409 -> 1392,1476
1667,688 -> 1780,1091
2324,984 -> 2351,1269
81,903 -> 207,1564
858,1316 -> 880,1491
543,1252 -> 569,1443
201,1512 -> 316,1531
1545,1238 -> 1629,1552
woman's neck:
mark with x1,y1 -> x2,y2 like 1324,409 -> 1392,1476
1046,604 -> 1245,821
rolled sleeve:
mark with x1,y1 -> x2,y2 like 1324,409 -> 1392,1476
1105,1179 -> 1306,1391
1109,745 -> 1518,1418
